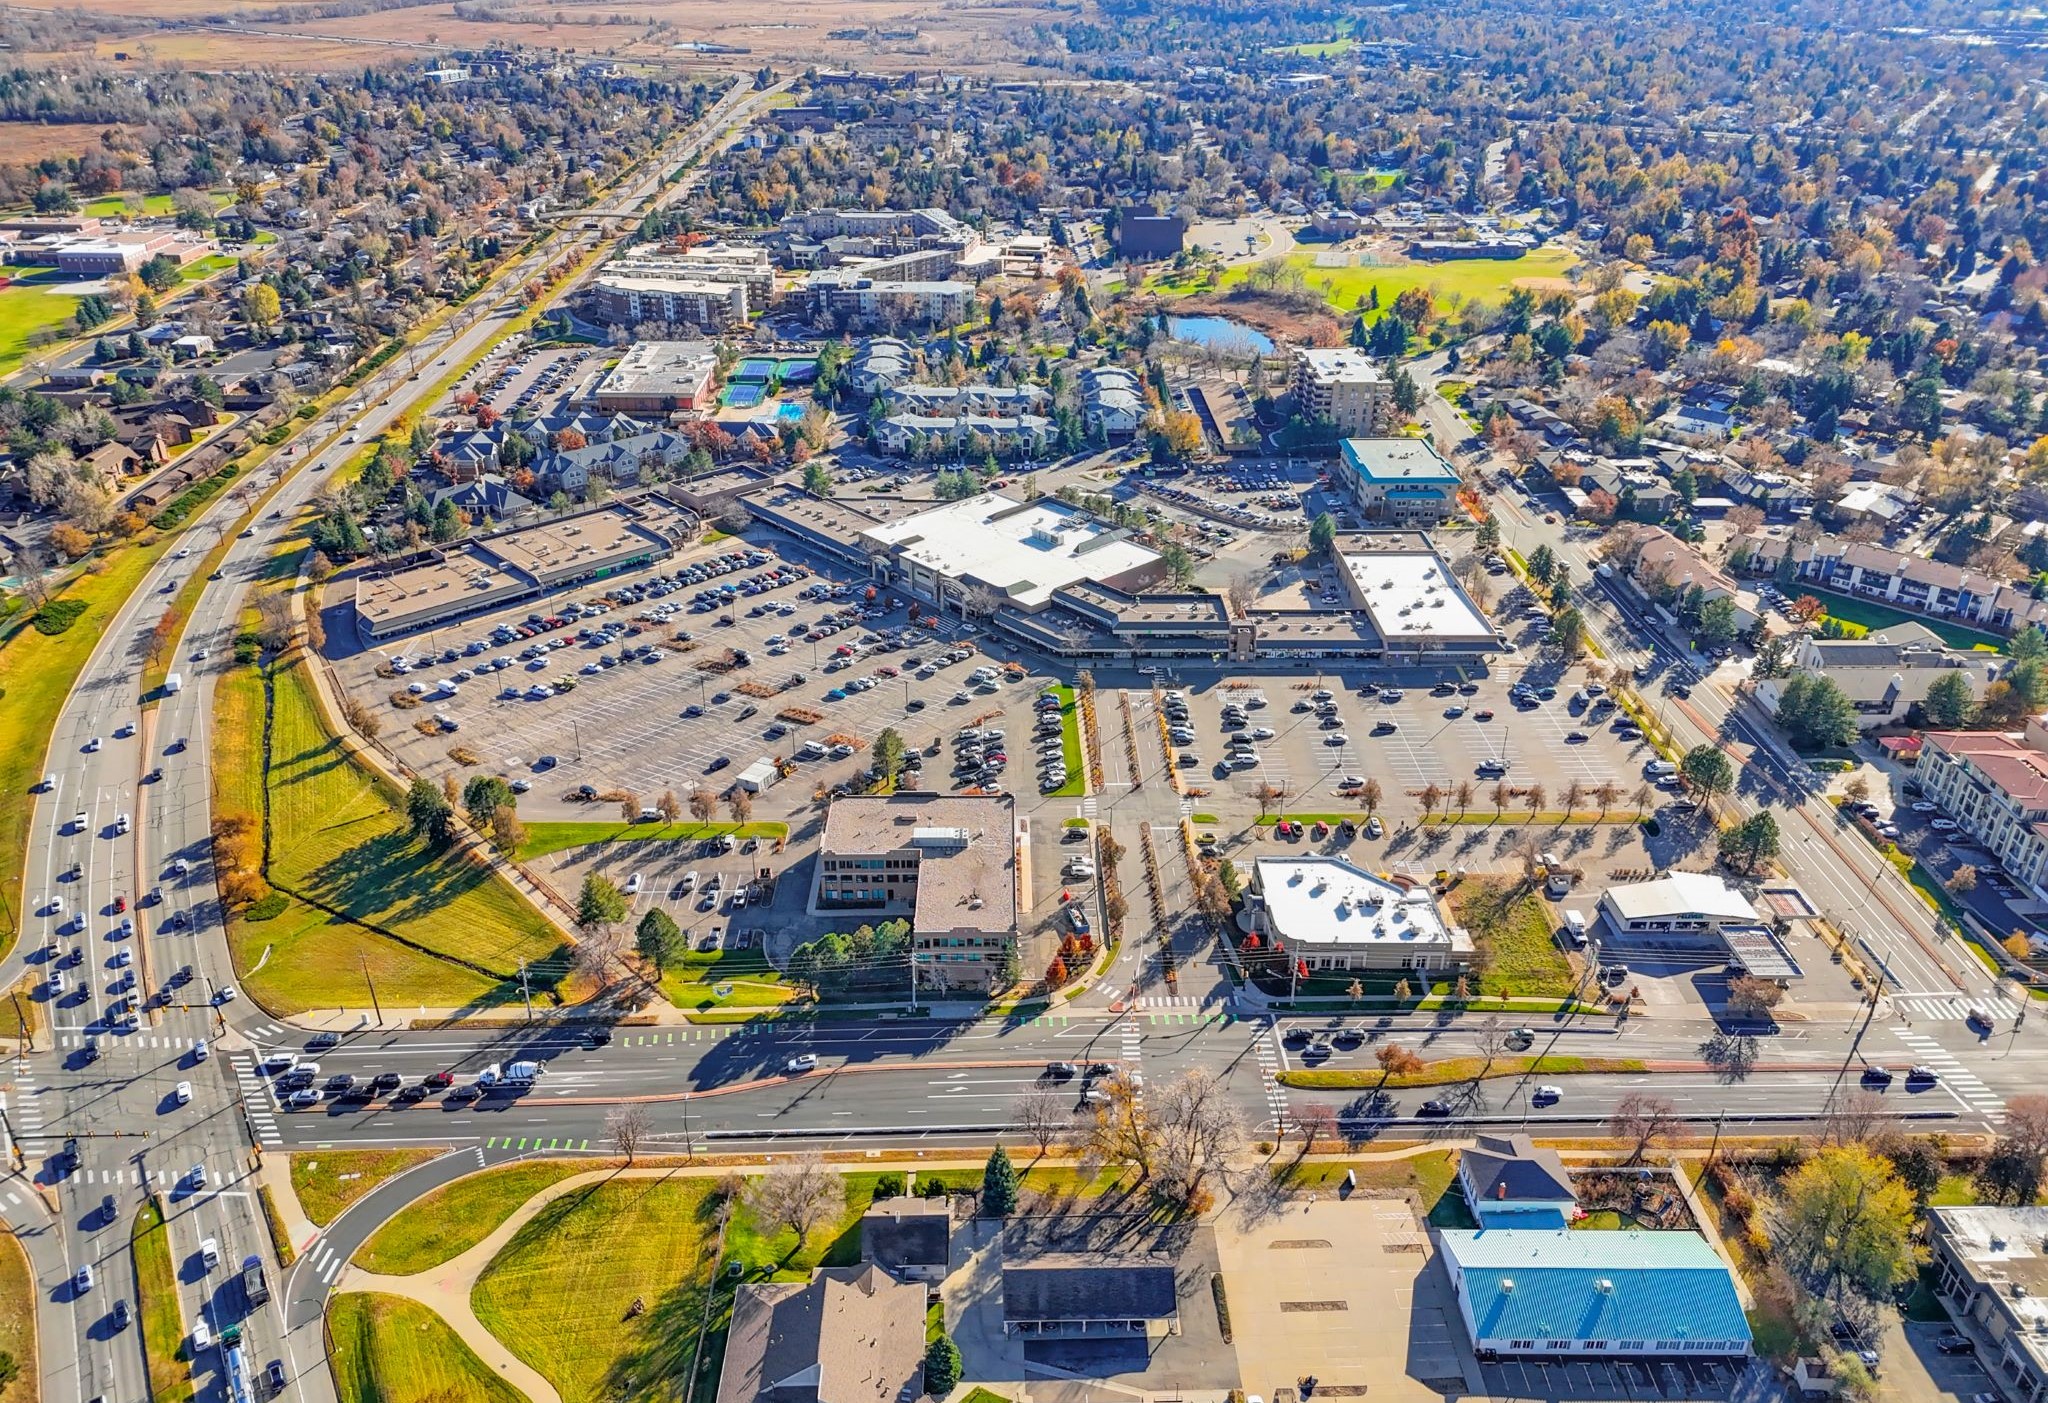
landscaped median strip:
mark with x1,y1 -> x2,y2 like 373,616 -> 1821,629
131,1197 -> 194,1403
1274,1055 -> 1899,1091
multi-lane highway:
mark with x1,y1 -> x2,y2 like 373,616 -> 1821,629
0,77 -> 783,1403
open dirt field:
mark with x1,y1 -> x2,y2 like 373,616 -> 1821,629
0,122 -> 130,162
29,0 -> 1073,72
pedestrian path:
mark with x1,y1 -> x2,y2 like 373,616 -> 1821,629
1253,1021 -> 1291,1134
482,1135 -> 594,1151
1892,991 -> 2024,1024
5,1080 -> 44,1142
231,1053 -> 283,1147
1118,1016 -> 1143,1094
305,1237 -> 350,1287
1890,1028 -> 2005,1120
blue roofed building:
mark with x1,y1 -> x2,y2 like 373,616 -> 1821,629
1438,1229 -> 1751,1360
1333,437 -> 1462,526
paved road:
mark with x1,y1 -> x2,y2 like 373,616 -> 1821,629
0,78 -> 778,1403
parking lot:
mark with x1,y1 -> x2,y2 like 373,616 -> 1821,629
1150,660 -> 1664,820
1476,1354 -> 1746,1402
465,345 -> 605,419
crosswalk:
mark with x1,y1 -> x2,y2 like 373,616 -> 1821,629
483,1135 -> 593,1151
1254,1022 -> 1291,1133
1891,1028 -> 2005,1120
1119,1016 -> 1143,1093
1893,993 -> 2020,1024
232,1053 -> 283,1147
304,1237 -> 349,1286
4,1081 -> 45,1142
58,1033 -> 203,1050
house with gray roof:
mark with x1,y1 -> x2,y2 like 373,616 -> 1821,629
714,1263 -> 925,1403
860,1199 -> 951,1282
1457,1134 -> 1578,1229
1002,1255 -> 1182,1338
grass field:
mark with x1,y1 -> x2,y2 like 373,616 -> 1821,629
1197,247 -> 1579,317
0,268 -> 83,381
214,652 -> 570,1014
1049,684 -> 1084,798
329,1293 -> 529,1403
1805,587 -> 2009,652
2,973 -> 41,1049
471,1177 -> 725,1403
1447,878 -> 1576,996
515,821 -> 787,862
657,947 -> 796,1011
130,1199 -> 194,1403
290,1148 -> 448,1227
353,1160 -> 597,1275
1274,1149 -> 1472,1225
0,524 -> 197,962
0,1228 -> 37,1403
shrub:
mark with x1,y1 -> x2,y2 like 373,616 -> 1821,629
871,1173 -> 904,1199
245,892 -> 289,921
32,598 -> 89,634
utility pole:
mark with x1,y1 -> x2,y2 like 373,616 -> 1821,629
361,954 -> 385,1026
683,1091 -> 694,1157
519,960 -> 533,1022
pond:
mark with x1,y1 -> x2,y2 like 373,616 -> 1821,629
1158,314 -> 1275,354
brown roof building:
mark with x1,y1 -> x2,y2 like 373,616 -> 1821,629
714,1264 -> 925,1403
809,793 -> 1019,993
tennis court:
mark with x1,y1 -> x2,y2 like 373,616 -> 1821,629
722,383 -> 765,408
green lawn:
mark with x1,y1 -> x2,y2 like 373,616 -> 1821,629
130,1199 -> 194,1403
67,191 -> 233,219
471,1177 -> 726,1403
1048,684 -> 1084,798
0,522 -> 201,961
1804,587 -> 2009,652
0,268 -> 83,379
329,1293 -> 529,1403
657,947 -> 796,1012
0,1225 -> 37,1403
290,1148 -> 448,1227
354,1160 -> 596,1276
516,821 -> 787,861
1266,37 -> 1355,55
214,652 -> 571,1014
1447,878 -> 1576,996
1277,1149 -> 1470,1226
1194,246 -> 1579,317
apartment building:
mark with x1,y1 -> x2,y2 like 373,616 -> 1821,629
1291,347 -> 1392,436
802,272 -> 974,329
588,275 -> 748,330
1743,535 -> 2048,639
1331,436 -> 1460,525
1918,721 -> 2048,899
601,245 -> 773,308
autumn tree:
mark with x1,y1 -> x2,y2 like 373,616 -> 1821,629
1610,1092 -> 1679,1163
747,1153 -> 846,1255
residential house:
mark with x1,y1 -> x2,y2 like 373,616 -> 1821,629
430,476 -> 533,523
1081,366 -> 1145,440
845,339 -> 915,398
1753,624 -> 2001,729
1457,1133 -> 1579,1230
713,1264 -> 926,1403
1626,527 -> 1758,630
859,1200 -> 951,1283
872,413 -> 1050,457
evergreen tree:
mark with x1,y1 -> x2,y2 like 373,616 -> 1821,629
982,1144 -> 1019,1215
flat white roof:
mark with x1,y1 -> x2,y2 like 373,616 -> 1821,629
1295,347 -> 1386,384
1254,856 -> 1463,952
864,493 -> 1159,609
1341,551 -> 1495,642
1602,871 -> 1757,923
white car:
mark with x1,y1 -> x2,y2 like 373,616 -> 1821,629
785,1053 -> 819,1073
1532,1084 -> 1563,1105
1931,818 -> 1959,832
212,985 -> 237,1005
286,1088 -> 320,1108
84,737 -> 102,753
191,1039 -> 209,1062
262,1051 -> 297,1072
174,1081 -> 192,1106
1326,733 -> 1349,745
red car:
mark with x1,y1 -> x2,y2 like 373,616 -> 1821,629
424,1070 -> 455,1089
113,895 -> 127,913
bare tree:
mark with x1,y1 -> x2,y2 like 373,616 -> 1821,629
254,590 -> 294,652
1224,570 -> 1260,617
1013,1085 -> 1072,1157
656,789 -> 682,824
342,695 -> 382,742
1361,777 -> 1384,815
1293,1102 -> 1338,1151
1474,1016 -> 1508,1072
1150,1067 -> 1242,1208
572,921 -> 629,990
618,791 -> 641,824
1610,1092 -> 1679,1164
1824,1088 -> 1890,1147
606,1104 -> 651,1163
746,1152 -> 847,1255
728,787 -> 754,824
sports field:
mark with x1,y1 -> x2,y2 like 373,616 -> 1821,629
1205,246 -> 1579,315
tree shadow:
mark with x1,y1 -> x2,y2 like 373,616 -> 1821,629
1699,1030 -> 1760,1082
